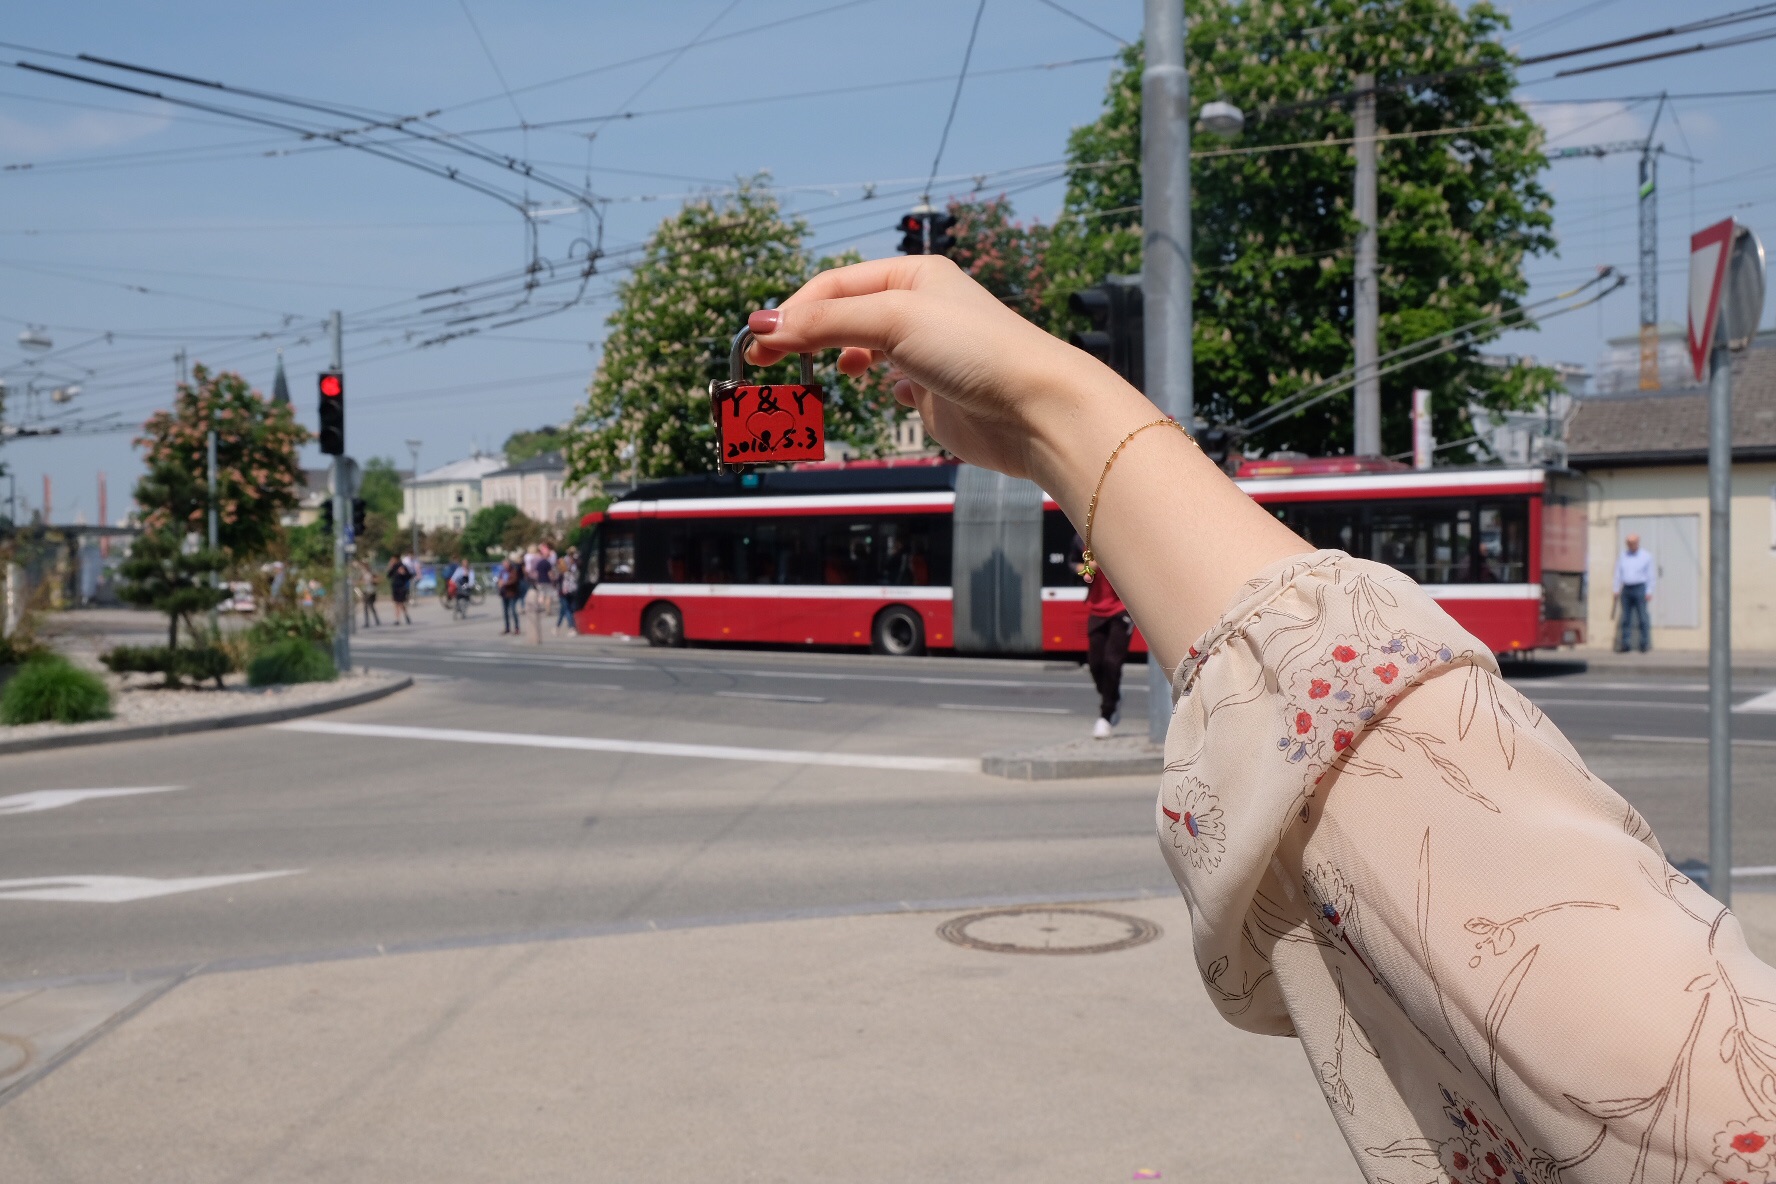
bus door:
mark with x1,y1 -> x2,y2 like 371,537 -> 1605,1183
951,465 -> 1043,654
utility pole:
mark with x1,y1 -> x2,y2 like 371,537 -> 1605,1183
406,438 -> 423,561
1142,0 -> 1190,745
1352,73 -> 1381,456
1707,329 -> 1732,902
1638,94 -> 1667,391
328,310 -> 351,674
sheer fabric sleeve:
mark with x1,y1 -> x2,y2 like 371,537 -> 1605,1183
1159,550 -> 1776,1184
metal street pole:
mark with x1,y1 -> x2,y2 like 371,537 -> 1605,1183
1707,335 -> 1733,904
328,309 -> 351,674
406,438 -> 423,560
1142,0 -> 1191,745
1352,73 -> 1381,456
206,425 -> 219,634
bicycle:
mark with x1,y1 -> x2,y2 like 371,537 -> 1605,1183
440,579 -> 486,619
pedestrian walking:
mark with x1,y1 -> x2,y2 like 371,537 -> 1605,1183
743,256 -> 1776,1184
554,547 -> 579,634
355,559 -> 380,628
524,543 -> 556,644
385,554 -> 413,626
1612,531 -> 1656,653
1072,533 -> 1131,739
497,554 -> 522,634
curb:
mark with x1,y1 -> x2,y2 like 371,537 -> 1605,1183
982,739 -> 1164,780
0,674 -> 413,757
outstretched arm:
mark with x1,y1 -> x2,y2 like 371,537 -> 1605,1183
745,256 -> 1308,671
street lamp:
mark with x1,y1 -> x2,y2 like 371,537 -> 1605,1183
405,438 -> 422,560
1199,100 -> 1245,138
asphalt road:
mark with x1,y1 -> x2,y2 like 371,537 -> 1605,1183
3,600 -> 1772,988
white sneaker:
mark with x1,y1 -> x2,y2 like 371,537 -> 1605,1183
1092,717 -> 1113,740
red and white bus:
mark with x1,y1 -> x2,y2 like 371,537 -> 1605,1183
572,457 -> 1586,657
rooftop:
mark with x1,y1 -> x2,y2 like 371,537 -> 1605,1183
410,454 -> 506,484
1567,345 -> 1776,468
485,450 -> 567,478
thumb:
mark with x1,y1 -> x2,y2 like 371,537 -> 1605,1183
744,291 -> 914,368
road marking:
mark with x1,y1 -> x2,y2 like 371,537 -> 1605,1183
0,871 -> 301,904
1735,688 -> 1776,714
714,691 -> 827,704
1611,734 -> 1776,748
0,787 -> 183,816
274,720 -> 981,773
1733,865 -> 1776,878
1528,697 -> 1708,711
733,668 -> 1129,691
937,703 -> 1071,715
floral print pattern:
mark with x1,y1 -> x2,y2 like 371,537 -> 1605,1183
1161,778 -> 1225,871
1156,550 -> 1776,1184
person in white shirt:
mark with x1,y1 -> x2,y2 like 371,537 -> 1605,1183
1612,532 -> 1656,652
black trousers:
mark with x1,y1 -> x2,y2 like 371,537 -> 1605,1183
1087,611 -> 1132,721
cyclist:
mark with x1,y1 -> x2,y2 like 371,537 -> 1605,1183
446,556 -> 476,619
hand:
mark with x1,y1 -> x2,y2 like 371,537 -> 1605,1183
745,256 -> 1145,484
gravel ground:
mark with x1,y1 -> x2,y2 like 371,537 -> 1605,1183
0,671 -> 402,746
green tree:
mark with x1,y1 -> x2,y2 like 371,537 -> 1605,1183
358,457 -> 404,516
1045,0 -> 1557,459
135,364 -> 310,558
564,178 -> 892,483
114,525 -> 226,650
502,426 -> 565,465
458,504 -> 518,564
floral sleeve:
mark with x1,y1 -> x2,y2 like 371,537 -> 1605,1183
1161,550 -> 1776,1184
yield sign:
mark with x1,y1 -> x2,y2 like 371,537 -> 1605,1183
1690,217 -> 1736,381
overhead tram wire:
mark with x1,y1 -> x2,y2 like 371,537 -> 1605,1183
1236,270 -> 1626,438
1030,0 -> 1129,45
924,0 -> 987,202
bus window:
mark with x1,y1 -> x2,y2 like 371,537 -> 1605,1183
1369,503 -> 1475,585
1279,504 -> 1360,554
1042,508 -> 1079,587
1477,501 -> 1528,583
601,525 -> 636,582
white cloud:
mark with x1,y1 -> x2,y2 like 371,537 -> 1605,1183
0,106 -> 174,158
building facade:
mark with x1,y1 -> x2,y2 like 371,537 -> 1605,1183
480,451 -> 589,526
401,453 -> 506,533
1566,343 -> 1776,652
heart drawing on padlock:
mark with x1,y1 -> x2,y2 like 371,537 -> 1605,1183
744,386 -> 797,451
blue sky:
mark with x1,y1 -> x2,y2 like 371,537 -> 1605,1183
1,0 -> 1771,523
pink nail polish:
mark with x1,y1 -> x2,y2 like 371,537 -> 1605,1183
748,309 -> 781,334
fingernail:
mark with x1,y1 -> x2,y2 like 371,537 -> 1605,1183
748,309 -> 781,334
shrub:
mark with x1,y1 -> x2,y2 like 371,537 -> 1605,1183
100,644 -> 235,688
1,655 -> 112,725
246,638 -> 336,686
246,606 -> 333,650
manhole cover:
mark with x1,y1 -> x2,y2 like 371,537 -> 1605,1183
937,906 -> 1161,955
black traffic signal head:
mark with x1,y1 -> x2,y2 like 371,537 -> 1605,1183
319,500 -> 335,536
351,497 -> 367,536
926,212 -> 956,256
1067,278 -> 1143,391
897,212 -> 927,256
317,370 -> 345,456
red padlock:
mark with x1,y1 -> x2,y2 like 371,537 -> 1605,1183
710,326 -> 826,471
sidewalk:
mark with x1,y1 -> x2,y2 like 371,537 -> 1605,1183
0,895 -> 1358,1183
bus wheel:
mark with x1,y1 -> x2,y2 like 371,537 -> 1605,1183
643,602 -> 685,648
871,605 -> 925,656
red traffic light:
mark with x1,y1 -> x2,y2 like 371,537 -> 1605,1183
319,373 -> 343,398
899,214 -> 924,233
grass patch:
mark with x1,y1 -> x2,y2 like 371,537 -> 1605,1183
246,638 -> 336,687
1,655 -> 112,725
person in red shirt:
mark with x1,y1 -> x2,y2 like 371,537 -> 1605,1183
1073,533 -> 1132,739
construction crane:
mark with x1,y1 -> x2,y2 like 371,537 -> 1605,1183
1548,94 -> 1697,390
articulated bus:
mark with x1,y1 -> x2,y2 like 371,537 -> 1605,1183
571,457 -> 1586,657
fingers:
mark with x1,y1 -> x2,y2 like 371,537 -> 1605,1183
745,289 -> 914,367
776,256 -> 936,310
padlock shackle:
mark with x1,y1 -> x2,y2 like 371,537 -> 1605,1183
729,326 -> 815,387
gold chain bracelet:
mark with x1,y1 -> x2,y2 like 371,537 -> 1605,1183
1078,417 -> 1197,583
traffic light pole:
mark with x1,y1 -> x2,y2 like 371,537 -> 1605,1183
1141,0 -> 1191,745
1707,336 -> 1733,904
1352,74 -> 1381,457
328,309 -> 351,675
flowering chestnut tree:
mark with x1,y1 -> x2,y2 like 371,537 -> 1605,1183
134,364 -> 309,560
564,177 -> 893,483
